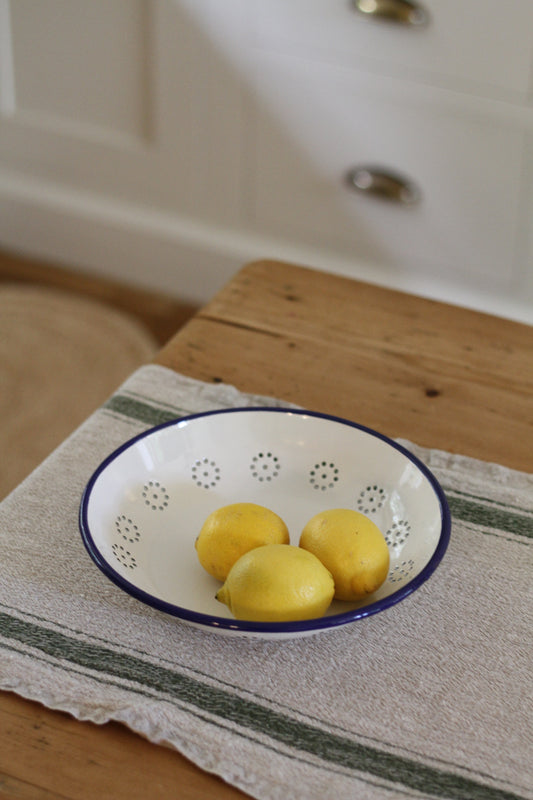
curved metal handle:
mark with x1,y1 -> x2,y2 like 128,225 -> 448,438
346,166 -> 421,205
352,0 -> 429,27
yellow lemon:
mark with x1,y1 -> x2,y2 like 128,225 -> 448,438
299,508 -> 390,601
216,544 -> 335,622
195,502 -> 289,581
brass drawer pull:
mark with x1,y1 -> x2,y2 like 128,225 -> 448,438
346,167 -> 421,205
352,0 -> 429,27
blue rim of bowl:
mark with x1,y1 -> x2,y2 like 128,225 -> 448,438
79,407 -> 451,636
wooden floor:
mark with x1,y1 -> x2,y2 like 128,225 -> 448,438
0,248 -> 199,346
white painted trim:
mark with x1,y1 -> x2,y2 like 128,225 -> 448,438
0,171 -> 254,304
1,169 -> 532,325
0,0 -> 15,115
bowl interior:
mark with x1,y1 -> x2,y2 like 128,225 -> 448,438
81,409 -> 449,635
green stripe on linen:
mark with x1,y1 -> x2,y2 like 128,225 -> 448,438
445,494 -> 532,539
446,487 -> 531,516
103,395 -> 182,426
0,612 -> 525,800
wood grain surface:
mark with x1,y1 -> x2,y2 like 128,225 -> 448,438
0,692 -> 242,800
157,260 -> 533,473
2,259 -> 531,800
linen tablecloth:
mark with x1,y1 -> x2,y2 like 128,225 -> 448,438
1,365 -> 531,800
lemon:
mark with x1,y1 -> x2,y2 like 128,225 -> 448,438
195,502 -> 289,581
216,544 -> 335,622
299,509 -> 390,601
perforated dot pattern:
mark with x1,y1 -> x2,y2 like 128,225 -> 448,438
250,452 -> 281,482
115,514 -> 141,543
192,458 -> 221,489
388,559 -> 415,583
142,480 -> 169,510
309,461 -> 339,491
111,543 -> 137,570
357,485 -> 387,514
385,519 -> 411,547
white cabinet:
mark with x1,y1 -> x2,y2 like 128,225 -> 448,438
242,0 -> 533,318
250,0 -> 533,98
1,0 -> 532,322
1,0 -> 244,221
248,53 -> 524,291
0,1 -> 247,301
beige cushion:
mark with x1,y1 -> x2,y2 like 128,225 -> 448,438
0,283 -> 157,498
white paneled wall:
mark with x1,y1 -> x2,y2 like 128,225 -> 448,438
1,0 -> 532,323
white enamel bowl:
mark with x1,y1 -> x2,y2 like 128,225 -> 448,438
79,408 -> 451,639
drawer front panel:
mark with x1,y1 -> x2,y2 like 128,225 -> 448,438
249,57 -> 523,287
250,0 -> 533,97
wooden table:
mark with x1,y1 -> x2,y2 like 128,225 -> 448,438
1,260 -> 531,799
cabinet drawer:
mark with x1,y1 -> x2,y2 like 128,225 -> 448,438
250,0 -> 533,98
248,56 -> 523,288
